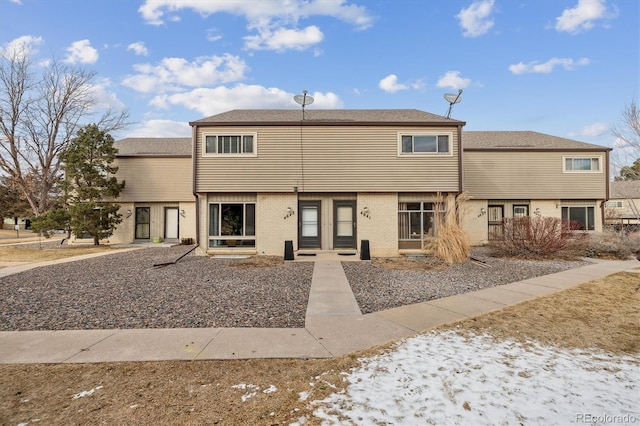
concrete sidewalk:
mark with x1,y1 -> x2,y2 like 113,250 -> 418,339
0,257 -> 637,364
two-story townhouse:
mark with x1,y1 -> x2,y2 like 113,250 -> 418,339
462,131 -> 611,243
104,137 -> 196,245
102,111 -> 612,256
189,109 -> 465,257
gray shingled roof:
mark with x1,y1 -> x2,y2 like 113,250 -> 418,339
463,131 -> 609,151
190,109 -> 465,125
610,180 -> 640,199
114,138 -> 191,157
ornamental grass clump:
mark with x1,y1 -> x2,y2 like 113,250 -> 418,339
425,193 -> 471,264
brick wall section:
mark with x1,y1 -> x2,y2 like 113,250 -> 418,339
357,193 -> 399,257
256,193 -> 298,255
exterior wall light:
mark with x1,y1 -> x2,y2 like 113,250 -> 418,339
125,209 -> 132,218
284,207 -> 295,219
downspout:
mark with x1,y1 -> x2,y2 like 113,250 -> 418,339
192,123 -> 201,248
602,149 -> 611,230
457,124 -> 464,194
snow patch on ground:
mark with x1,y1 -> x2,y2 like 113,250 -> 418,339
231,383 -> 278,402
310,331 -> 639,425
72,385 -> 103,400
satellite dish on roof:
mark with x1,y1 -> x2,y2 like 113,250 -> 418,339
443,89 -> 463,119
294,90 -> 314,120
294,90 -> 314,107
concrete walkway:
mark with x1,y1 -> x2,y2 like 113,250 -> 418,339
0,255 -> 638,364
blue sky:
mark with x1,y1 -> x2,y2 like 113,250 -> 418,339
1,0 -> 637,149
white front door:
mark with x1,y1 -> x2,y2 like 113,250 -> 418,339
165,207 -> 179,240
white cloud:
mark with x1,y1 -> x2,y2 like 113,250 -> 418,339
457,0 -> 495,38
206,28 -> 223,42
555,0 -> 616,34
436,71 -> 471,90
127,42 -> 149,56
0,35 -> 43,58
509,57 -> 589,74
9,0 -> 23,5
138,0 -> 373,29
378,74 -> 408,93
64,39 -> 99,64
138,0 -> 372,52
88,78 -> 126,110
576,122 -> 610,137
122,54 -> 248,94
125,119 -> 191,137
153,84 -> 343,117
244,25 -> 324,51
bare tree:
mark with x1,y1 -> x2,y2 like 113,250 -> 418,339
611,99 -> 640,181
0,47 -> 129,217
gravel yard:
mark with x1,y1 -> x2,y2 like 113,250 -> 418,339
0,245 -> 313,331
345,249 -> 590,314
0,244 -> 590,331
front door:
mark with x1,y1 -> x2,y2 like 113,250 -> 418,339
299,201 -> 321,249
488,205 -> 504,240
334,200 -> 356,249
165,207 -> 179,240
135,207 -> 150,240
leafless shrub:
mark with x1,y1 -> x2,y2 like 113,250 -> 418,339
489,216 -> 586,258
574,230 -> 640,259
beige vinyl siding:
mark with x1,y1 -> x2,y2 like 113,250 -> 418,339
115,157 -> 193,202
207,193 -> 257,202
464,151 -> 607,199
195,126 -> 460,193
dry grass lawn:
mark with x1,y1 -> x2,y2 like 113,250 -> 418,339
1,271 -> 638,425
0,229 -> 120,266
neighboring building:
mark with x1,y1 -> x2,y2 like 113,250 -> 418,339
463,131 -> 611,243
71,137 -> 196,245
105,109 -> 613,257
1,217 -> 30,231
605,180 -> 640,228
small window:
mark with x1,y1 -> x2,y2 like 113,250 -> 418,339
563,157 -> 601,172
204,133 -> 257,156
513,205 -> 529,218
399,133 -> 451,155
604,201 -> 623,208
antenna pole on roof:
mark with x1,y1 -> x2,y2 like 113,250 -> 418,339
444,89 -> 463,119
293,90 -> 314,120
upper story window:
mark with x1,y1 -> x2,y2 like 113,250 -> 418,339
398,133 -> 452,155
604,201 -> 623,208
204,133 -> 257,156
563,156 -> 601,172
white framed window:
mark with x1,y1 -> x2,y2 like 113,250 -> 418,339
203,133 -> 257,156
208,203 -> 256,248
398,132 -> 452,155
605,201 -> 623,208
563,156 -> 601,172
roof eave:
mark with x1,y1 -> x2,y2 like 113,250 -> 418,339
464,147 -> 612,152
189,120 -> 466,127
